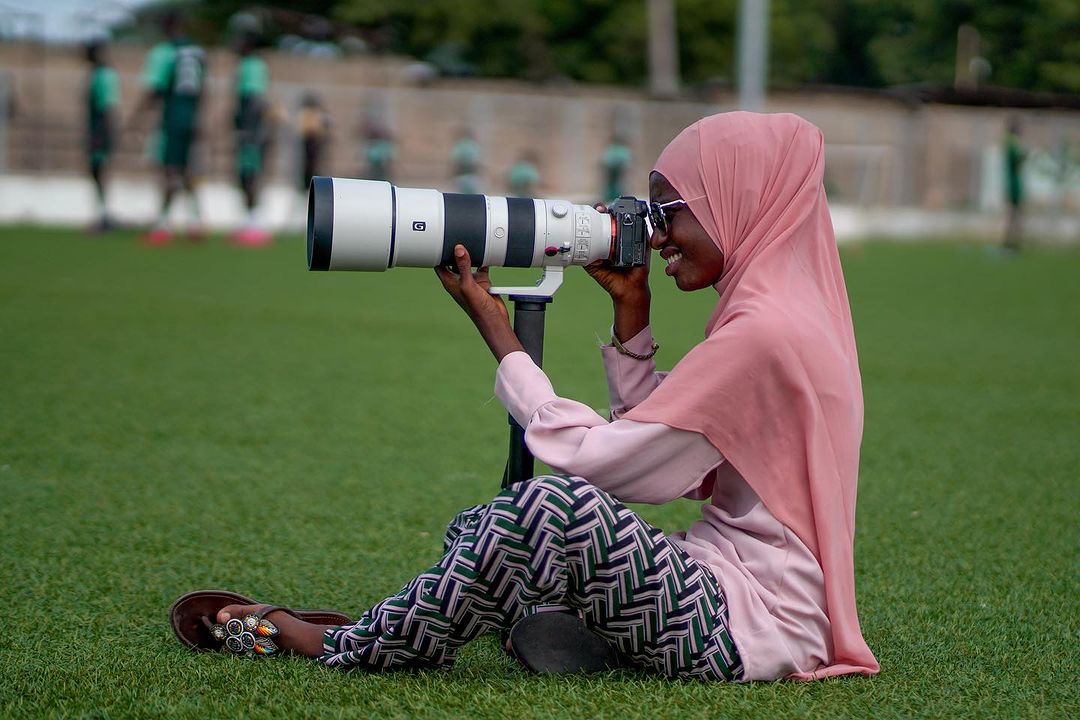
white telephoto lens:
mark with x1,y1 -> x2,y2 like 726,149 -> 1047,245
308,177 -> 613,271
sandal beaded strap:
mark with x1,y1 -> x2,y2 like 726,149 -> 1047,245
208,605 -> 296,658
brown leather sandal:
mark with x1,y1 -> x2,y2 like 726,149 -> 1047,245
170,589 -> 352,658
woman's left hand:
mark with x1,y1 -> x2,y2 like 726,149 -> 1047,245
435,245 -> 524,362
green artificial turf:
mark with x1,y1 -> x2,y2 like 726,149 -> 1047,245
0,227 -> 1076,719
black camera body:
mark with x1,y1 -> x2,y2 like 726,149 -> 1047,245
608,196 -> 650,268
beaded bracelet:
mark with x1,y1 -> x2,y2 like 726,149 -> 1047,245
611,334 -> 659,360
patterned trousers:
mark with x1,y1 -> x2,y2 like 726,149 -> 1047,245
321,475 -> 742,680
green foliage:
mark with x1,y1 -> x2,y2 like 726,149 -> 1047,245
333,0 -> 648,83
769,0 -> 839,85
116,0 -> 340,46
672,0 -> 738,85
128,0 -> 1080,92
328,0 -> 1079,92
1,228 -> 1078,718
862,0 -> 1080,92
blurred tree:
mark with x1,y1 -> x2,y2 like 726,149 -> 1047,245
673,0 -> 838,87
333,0 -> 646,83
861,0 -> 1080,92
770,0 -> 838,85
194,0 -> 339,33
671,0 -> 737,86
114,1 -> 341,47
157,0 -> 1079,93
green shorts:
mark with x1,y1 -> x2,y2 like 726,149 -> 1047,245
162,129 -> 195,169
88,124 -> 112,168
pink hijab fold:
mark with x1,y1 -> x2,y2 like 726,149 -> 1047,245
625,112 -> 878,679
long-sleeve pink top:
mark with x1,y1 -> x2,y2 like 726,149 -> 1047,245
494,327 -> 832,681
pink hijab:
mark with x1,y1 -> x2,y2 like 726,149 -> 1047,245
625,112 -> 879,679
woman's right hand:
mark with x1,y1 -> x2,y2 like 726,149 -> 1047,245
584,204 -> 651,342
584,259 -> 650,305
583,204 -> 651,305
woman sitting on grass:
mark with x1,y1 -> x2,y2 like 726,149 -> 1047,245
172,112 -> 879,681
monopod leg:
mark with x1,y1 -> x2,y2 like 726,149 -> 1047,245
499,295 -> 614,672
502,296 -> 551,488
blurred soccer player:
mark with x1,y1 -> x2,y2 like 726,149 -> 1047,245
451,128 -> 482,193
601,132 -> 632,202
130,11 -> 207,244
361,120 -> 396,182
84,41 -> 119,232
296,93 -> 331,192
1003,116 -> 1027,252
507,151 -> 540,197
231,33 -> 271,246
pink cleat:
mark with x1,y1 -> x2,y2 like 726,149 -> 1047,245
142,227 -> 173,246
231,227 -> 272,247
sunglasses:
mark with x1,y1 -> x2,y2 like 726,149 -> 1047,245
646,199 -> 687,235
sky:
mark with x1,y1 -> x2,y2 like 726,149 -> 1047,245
0,0 -> 154,42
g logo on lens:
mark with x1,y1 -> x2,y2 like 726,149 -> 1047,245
412,221 -> 427,232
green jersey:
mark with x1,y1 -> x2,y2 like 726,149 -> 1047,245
366,139 -> 397,181
234,55 -> 269,138
236,55 -> 268,99
602,142 -> 632,200
1004,132 -> 1025,206
451,138 -> 481,176
87,65 -> 119,160
508,161 -> 539,197
140,43 -> 173,86
87,66 -> 119,120
142,39 -> 206,134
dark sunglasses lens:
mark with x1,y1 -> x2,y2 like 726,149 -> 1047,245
648,204 -> 666,233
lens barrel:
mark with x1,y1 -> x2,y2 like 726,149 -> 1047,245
307,177 -> 616,271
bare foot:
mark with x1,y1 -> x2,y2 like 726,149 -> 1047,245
217,603 -> 332,658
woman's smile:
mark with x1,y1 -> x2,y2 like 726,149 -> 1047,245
661,246 -> 683,276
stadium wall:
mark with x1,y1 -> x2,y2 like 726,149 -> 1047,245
0,41 -> 1076,237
